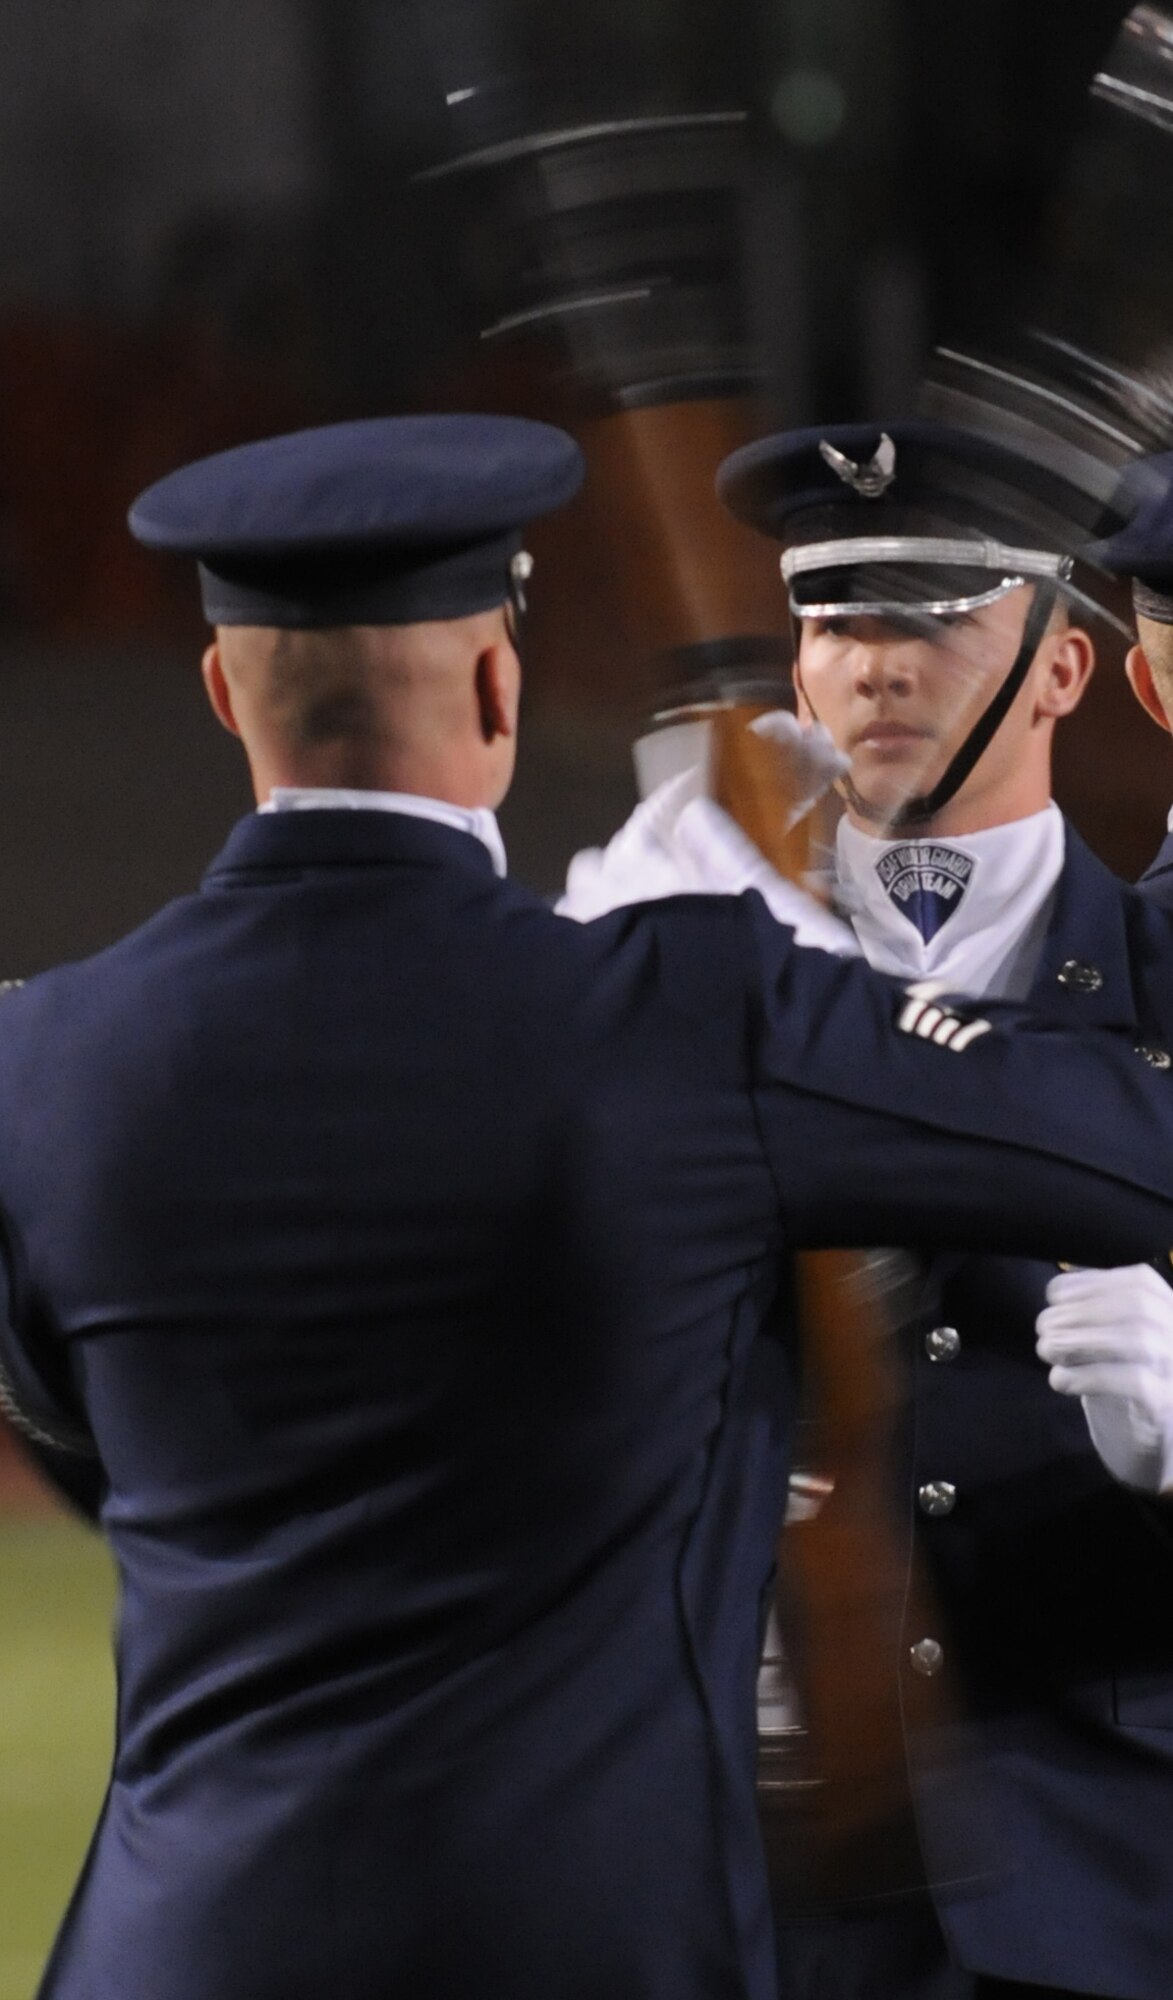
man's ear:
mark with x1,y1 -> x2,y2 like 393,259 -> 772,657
1035,625 -> 1095,721
474,642 -> 518,744
201,643 -> 242,737
1125,643 -> 1173,735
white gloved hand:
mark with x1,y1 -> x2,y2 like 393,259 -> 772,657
558,711 -> 849,924
672,796 -> 858,954
557,767 -> 859,956
746,712 -> 850,830
557,770 -> 701,920
1035,1264 -> 1173,1495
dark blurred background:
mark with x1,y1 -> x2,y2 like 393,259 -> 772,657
0,0 -> 1160,991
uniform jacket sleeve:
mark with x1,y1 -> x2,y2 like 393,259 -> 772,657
734,891 -> 1173,1270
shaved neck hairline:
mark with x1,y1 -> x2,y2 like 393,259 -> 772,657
214,610 -> 511,765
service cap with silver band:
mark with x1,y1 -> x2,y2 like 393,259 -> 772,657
715,419 -> 1127,828
127,413 -> 585,630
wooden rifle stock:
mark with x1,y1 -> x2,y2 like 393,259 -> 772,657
711,704 -> 940,1902
576,399 -> 943,1900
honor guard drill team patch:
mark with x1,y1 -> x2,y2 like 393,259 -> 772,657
876,843 -> 974,946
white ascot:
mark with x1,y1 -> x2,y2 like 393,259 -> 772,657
261,787 -> 507,876
837,803 -> 1065,999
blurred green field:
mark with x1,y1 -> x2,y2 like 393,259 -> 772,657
0,1522 -> 115,2000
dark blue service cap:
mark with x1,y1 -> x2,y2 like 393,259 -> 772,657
716,420 -> 1102,618
128,414 -> 585,627
1087,450 -> 1173,624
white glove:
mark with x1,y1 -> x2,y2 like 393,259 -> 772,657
1035,1264 -> 1173,1495
559,711 -> 848,924
745,712 -> 850,831
630,708 -> 848,828
672,796 -> 858,954
557,770 -> 858,957
557,769 -> 701,920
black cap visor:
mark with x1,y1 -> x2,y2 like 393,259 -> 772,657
787,561 -> 1028,623
783,533 -> 1068,623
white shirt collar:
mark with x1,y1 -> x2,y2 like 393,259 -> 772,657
836,803 -> 1065,999
260,787 -> 507,877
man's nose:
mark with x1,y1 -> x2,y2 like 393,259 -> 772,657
851,641 -> 913,695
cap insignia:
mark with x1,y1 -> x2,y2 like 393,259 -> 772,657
819,433 -> 896,499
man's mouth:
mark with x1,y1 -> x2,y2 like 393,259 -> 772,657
852,721 -> 933,749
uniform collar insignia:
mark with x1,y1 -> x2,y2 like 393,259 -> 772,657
876,841 -> 973,944
819,432 -> 897,498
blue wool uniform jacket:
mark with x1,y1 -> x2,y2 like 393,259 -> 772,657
3,808 -> 1173,2000
898,826 -> 1173,2000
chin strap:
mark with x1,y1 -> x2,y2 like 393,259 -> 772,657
886,580 -> 1057,830
797,579 -> 1059,834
